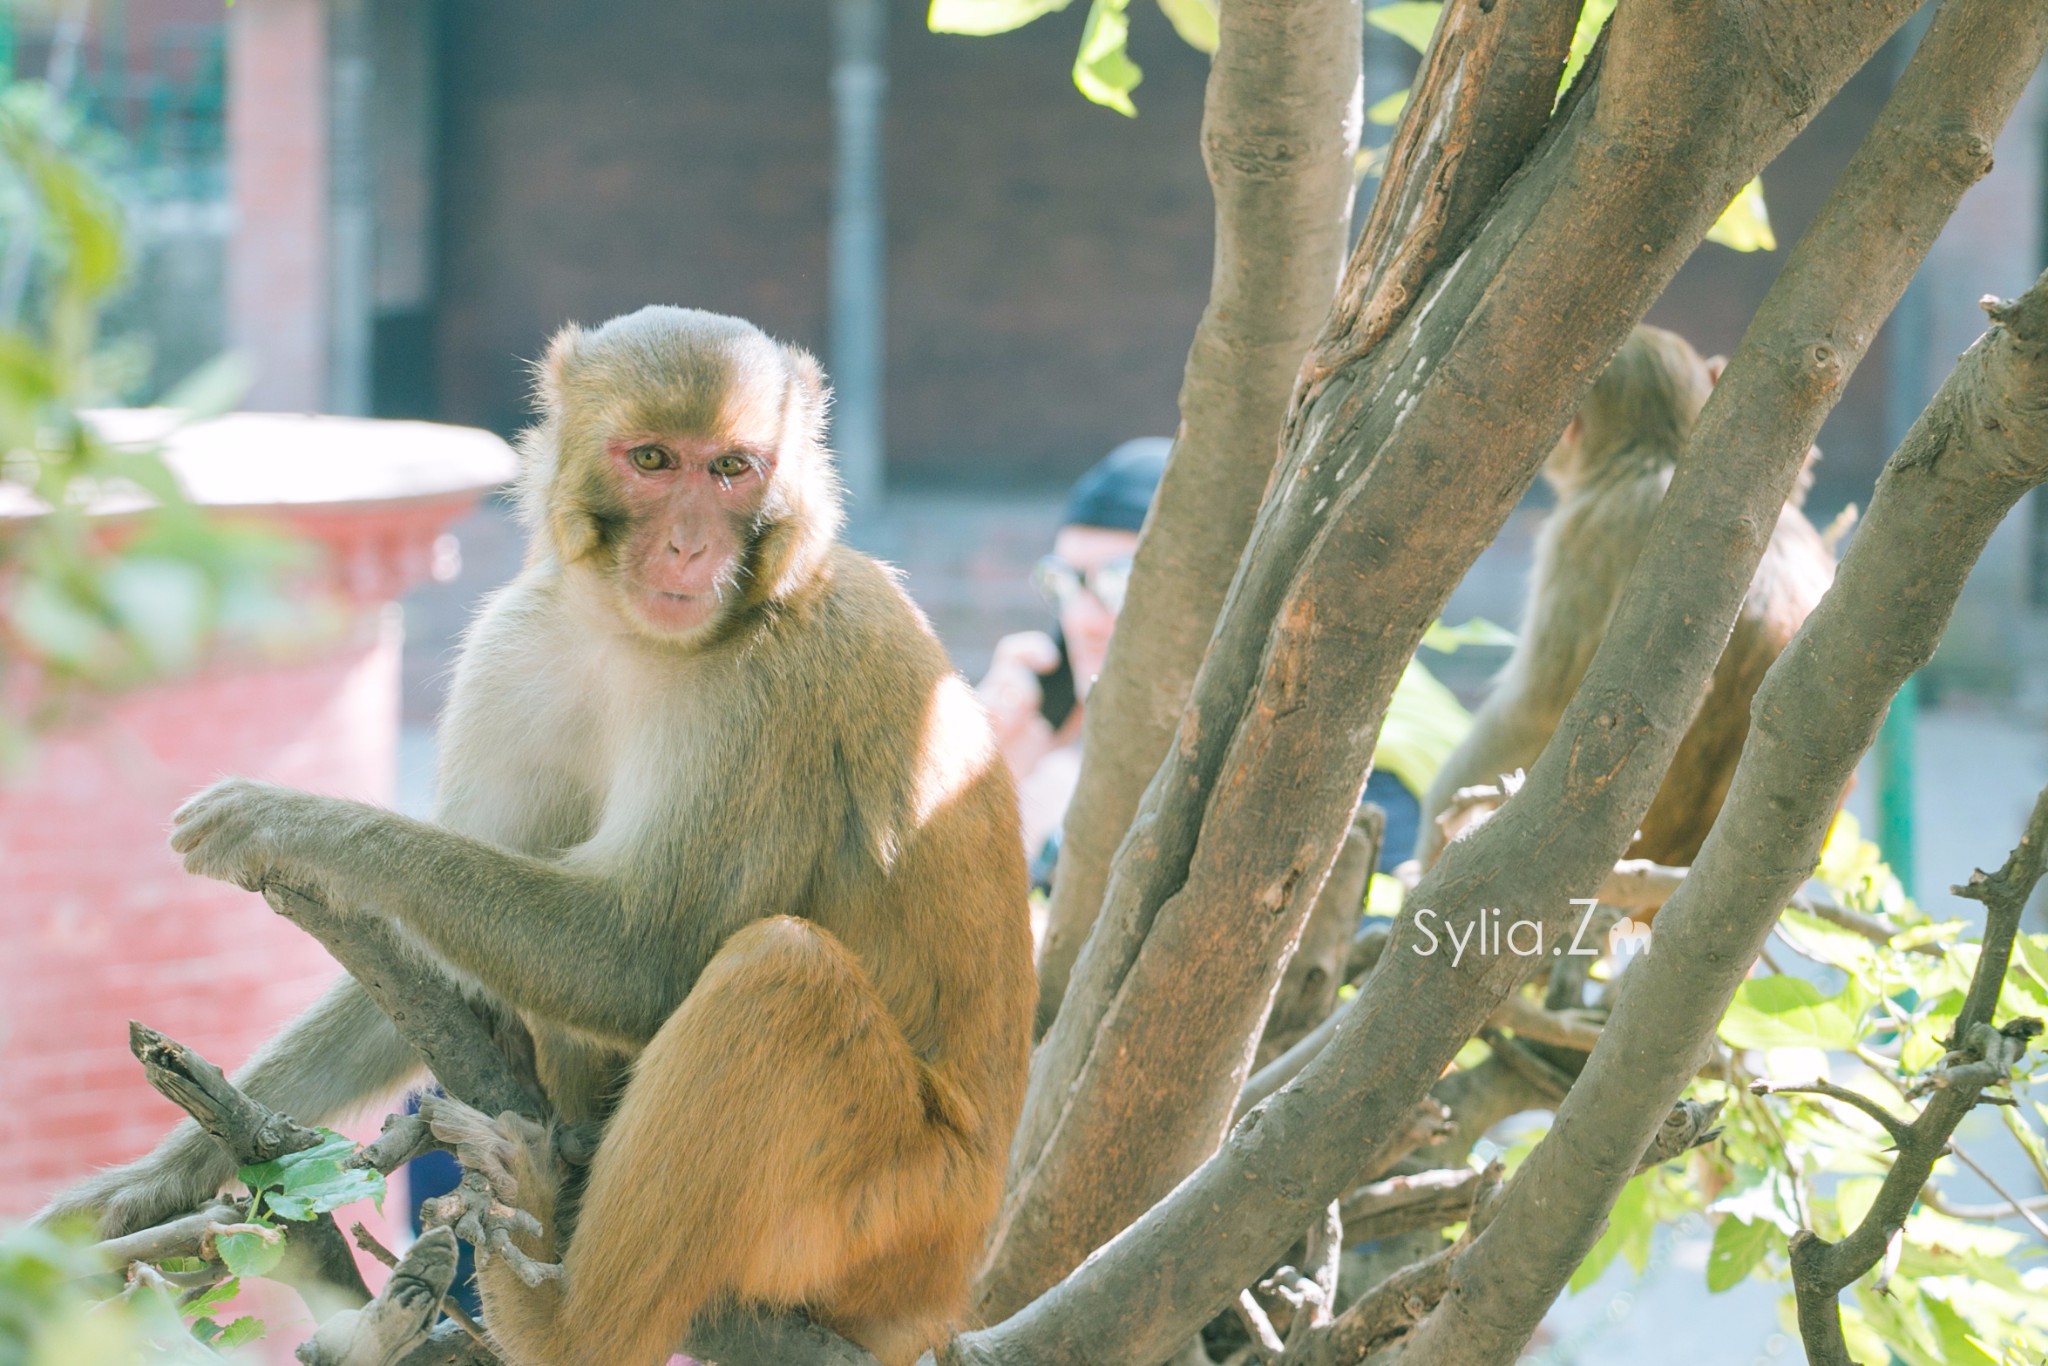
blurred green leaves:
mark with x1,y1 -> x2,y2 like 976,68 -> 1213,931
928,0 -> 1216,115
0,77 -> 297,762
0,1221 -> 229,1365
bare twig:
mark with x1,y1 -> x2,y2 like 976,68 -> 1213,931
355,1112 -> 446,1175
1779,782 -> 2048,1363
1946,1141 -> 2048,1244
1338,1168 -> 1486,1243
1750,1078 -> 1913,1146
89,1202 -> 243,1270
129,1022 -> 322,1166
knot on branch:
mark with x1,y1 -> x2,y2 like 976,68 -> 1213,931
1925,123 -> 1995,188
1635,1097 -> 1725,1173
1983,270 -> 2048,355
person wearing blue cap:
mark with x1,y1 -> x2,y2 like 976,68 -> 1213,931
977,438 -> 1168,879
979,438 -> 1428,897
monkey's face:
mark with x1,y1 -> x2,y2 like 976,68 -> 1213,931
600,429 -> 777,637
528,308 -> 840,644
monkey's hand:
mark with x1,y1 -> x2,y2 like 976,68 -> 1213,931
170,778 -> 338,896
36,1119 -> 238,1238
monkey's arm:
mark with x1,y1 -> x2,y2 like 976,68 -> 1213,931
170,779 -> 687,1044
40,976 -> 421,1236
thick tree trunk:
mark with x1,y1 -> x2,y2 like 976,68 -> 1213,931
975,0 -> 1918,1331
1032,0 -> 1366,1032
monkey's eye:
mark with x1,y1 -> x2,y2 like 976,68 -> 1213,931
628,445 -> 675,472
709,453 -> 752,481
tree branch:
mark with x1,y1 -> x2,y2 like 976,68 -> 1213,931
122,1024 -> 372,1322
1033,0 -> 1368,1030
263,883 -> 543,1120
1395,0 -> 2048,1338
975,0 -> 1920,1342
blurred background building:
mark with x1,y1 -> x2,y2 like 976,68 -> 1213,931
7,0 -> 2047,695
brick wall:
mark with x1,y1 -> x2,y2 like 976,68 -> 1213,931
0,614 -> 399,1217
430,0 -> 1212,487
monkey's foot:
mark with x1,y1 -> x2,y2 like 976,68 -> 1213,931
299,1226 -> 459,1366
417,1096 -> 562,1287
421,1173 -> 560,1288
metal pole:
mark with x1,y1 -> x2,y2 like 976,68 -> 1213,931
327,0 -> 373,415
830,0 -> 887,524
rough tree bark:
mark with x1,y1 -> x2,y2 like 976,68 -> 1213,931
1033,0 -> 1366,1031
976,0 -> 1919,1330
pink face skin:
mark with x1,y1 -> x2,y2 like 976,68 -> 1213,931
605,434 -> 776,637
1051,524 -> 1141,698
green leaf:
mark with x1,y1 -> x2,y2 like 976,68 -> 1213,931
1559,0 -> 1617,92
210,1316 -> 267,1350
1421,616 -> 1516,652
179,1276 -> 241,1321
102,555 -> 211,674
264,1163 -> 386,1220
1774,909 -> 1878,973
1705,176 -> 1776,252
239,1129 -> 386,1220
1720,975 -> 1868,1051
1376,655 -> 1472,799
214,1228 -> 286,1279
9,574 -> 112,669
191,1309 -> 266,1349
1568,1174 -> 1649,1293
1706,1215 -> 1773,1292
1367,88 -> 1409,126
1154,0 -> 1217,52
1831,1176 -> 1884,1239
1073,0 -> 1142,115
1366,2 -> 1442,53
1923,1297 -> 1999,1366
928,0 -> 1073,34
2013,933 -> 2048,999
1711,1168 -> 1803,1236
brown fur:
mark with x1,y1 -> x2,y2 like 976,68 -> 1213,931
1416,325 -> 1837,879
53,307 -> 1035,1366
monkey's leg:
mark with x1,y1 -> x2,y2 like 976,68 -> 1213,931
477,916 -> 971,1366
40,976 -> 424,1236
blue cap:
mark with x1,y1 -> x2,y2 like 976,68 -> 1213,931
1062,437 -> 1172,531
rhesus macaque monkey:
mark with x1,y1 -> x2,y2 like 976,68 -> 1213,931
44,308 -> 1037,1366
1416,325 -> 1836,875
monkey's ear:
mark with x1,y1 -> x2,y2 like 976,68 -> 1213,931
781,344 -> 834,451
783,345 -> 830,407
534,324 -> 586,411
1704,354 -> 1728,386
